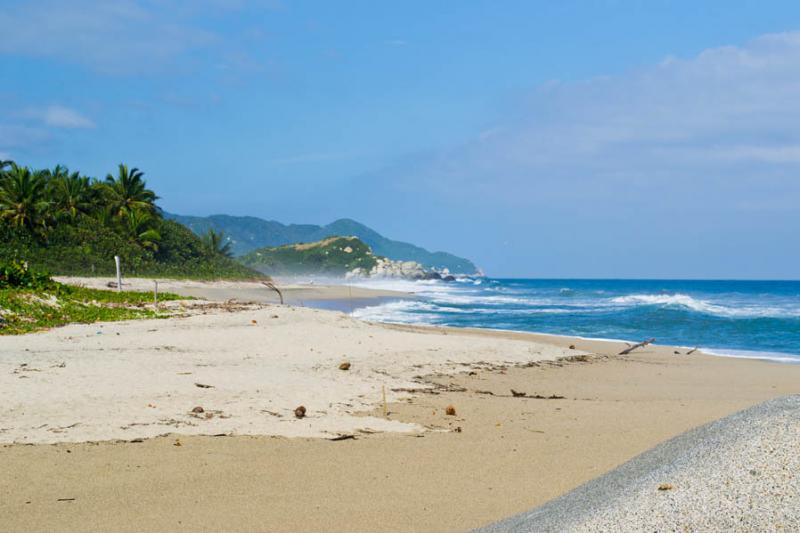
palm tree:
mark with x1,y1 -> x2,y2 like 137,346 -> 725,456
0,160 -> 13,186
125,209 -> 162,251
103,163 -> 158,218
203,228 -> 233,257
47,167 -> 95,221
43,164 -> 69,180
0,164 -> 50,231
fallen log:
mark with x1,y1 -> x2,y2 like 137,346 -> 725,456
618,338 -> 656,355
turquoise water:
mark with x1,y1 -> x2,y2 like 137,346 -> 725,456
351,279 -> 800,363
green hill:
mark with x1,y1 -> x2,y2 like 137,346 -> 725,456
240,236 -> 379,276
166,213 -> 478,274
316,219 -> 476,274
0,162 -> 261,280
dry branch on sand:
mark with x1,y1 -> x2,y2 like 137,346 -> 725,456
619,338 -> 656,355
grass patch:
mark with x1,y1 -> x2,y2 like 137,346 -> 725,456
0,283 -> 187,335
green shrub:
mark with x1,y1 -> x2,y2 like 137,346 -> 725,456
0,259 -> 53,289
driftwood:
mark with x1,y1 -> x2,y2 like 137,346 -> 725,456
686,347 -> 699,355
262,281 -> 284,305
619,338 -> 655,355
329,434 -> 357,442
504,392 -> 565,400
391,387 -> 440,395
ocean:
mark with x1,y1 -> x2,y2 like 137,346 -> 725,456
349,278 -> 800,363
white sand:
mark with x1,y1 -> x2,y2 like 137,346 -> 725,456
0,304 -> 575,444
54,276 -> 411,303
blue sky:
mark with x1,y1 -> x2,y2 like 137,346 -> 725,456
2,1 -> 800,278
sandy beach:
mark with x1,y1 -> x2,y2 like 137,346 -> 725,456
7,4 -> 800,530
3,280 -> 800,531
54,276 -> 413,306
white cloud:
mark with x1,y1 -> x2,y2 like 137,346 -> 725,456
349,31 -> 800,277
376,31 -> 800,205
0,0 -> 219,74
0,105 -> 93,157
37,106 -> 95,129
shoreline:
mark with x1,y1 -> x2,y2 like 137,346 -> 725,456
392,324 -> 800,365
2,283 -> 800,530
54,275 -> 800,364
3,286 -> 775,446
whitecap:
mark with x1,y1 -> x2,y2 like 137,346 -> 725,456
350,299 -> 438,324
608,293 -> 799,318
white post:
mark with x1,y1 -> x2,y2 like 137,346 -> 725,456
114,255 -> 122,292
153,280 -> 159,310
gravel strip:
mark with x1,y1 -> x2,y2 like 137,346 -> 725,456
480,395 -> 800,532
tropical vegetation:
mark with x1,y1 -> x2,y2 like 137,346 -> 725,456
202,229 -> 233,258
0,162 -> 260,279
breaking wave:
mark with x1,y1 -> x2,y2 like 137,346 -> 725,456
609,293 -> 799,318
345,278 -> 800,361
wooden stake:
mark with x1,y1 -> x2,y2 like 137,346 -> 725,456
114,255 -> 122,292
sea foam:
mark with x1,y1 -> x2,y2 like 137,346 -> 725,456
609,293 -> 798,318
348,278 -> 800,360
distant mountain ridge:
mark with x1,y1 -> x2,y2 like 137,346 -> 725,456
165,213 -> 478,274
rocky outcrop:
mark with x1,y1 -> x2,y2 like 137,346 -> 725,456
346,257 -> 453,280
346,257 -> 424,279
